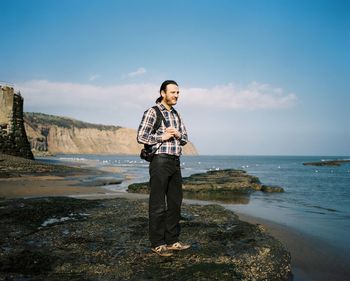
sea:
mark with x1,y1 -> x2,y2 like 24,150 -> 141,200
42,154 -> 350,261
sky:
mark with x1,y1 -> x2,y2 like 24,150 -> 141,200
1,0 -> 349,156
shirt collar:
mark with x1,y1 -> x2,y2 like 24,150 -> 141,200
158,103 -> 173,112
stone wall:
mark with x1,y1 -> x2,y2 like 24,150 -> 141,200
0,84 -> 34,159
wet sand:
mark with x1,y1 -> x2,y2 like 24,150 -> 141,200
0,175 -> 113,199
0,152 -> 116,199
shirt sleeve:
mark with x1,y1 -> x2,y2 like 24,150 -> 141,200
137,107 -> 163,145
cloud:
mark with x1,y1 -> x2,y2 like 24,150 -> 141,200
18,80 -> 157,111
127,67 -> 146,78
17,80 -> 297,126
89,74 -> 100,81
182,82 -> 297,110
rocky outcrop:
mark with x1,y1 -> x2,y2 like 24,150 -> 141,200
0,85 -> 33,159
24,112 -> 198,156
128,169 -> 284,202
0,197 -> 292,280
303,159 -> 350,166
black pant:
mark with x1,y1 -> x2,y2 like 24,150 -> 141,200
149,154 -> 183,248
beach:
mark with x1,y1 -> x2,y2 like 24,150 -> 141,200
1,153 -> 349,280
0,175 -> 113,199
0,152 -> 115,199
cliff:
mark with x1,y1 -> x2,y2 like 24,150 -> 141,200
24,112 -> 198,156
0,85 -> 33,159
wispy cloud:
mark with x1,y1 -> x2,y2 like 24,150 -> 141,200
183,82 -> 297,110
89,74 -> 100,81
127,67 -> 146,78
18,80 -> 157,111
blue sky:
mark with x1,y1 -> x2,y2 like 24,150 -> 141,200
1,0 -> 349,155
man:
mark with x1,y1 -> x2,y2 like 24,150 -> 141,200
137,80 -> 191,257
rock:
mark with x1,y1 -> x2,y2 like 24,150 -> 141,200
127,182 -> 149,194
182,169 -> 262,192
0,152 -> 101,178
0,197 -> 292,280
81,176 -> 123,186
128,169 -> 284,201
261,185 -> 284,193
303,159 -> 350,166
0,86 -> 33,159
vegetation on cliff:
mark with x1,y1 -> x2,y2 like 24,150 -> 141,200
24,112 -> 121,131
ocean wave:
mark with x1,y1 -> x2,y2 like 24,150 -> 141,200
58,157 -> 90,162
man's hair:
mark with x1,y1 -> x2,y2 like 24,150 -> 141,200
155,80 -> 178,103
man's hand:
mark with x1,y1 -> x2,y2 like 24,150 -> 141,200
161,131 -> 174,141
161,127 -> 181,141
166,127 -> 181,139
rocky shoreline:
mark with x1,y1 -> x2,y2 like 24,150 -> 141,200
0,153 -> 96,178
0,196 -> 292,281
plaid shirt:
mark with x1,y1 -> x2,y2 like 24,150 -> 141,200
137,103 -> 188,156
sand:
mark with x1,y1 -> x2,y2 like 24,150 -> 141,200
0,175 -> 113,199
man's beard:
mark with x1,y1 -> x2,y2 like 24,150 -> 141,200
165,96 -> 178,105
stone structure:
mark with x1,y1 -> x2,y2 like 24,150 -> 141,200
0,84 -> 33,159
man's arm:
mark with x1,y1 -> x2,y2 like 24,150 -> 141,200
164,114 -> 188,146
137,108 -> 163,145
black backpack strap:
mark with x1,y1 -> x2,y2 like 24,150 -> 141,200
171,107 -> 181,129
151,105 -> 166,133
144,106 -> 166,151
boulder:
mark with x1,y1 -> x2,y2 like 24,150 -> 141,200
80,176 -> 123,186
261,185 -> 284,193
128,169 -> 284,201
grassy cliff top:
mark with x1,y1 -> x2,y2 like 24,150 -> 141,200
24,112 -> 122,130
